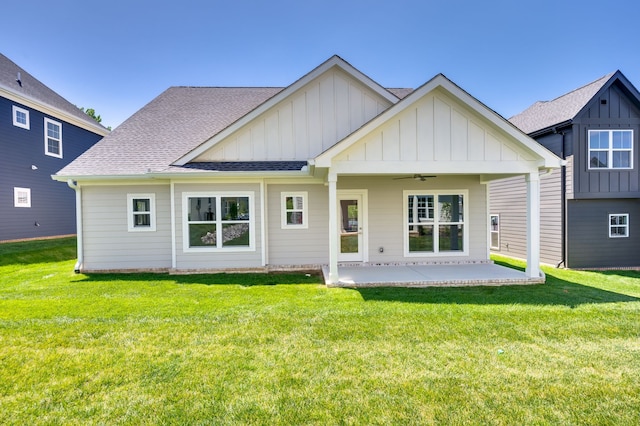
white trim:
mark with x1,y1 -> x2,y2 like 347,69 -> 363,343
403,190 -> 469,258
490,214 -> 500,250
127,193 -> 156,232
44,117 -> 63,158
13,187 -> 31,208
281,191 -> 309,229
170,182 -> 177,269
587,129 -> 633,170
525,172 -> 540,278
609,213 -> 629,238
182,191 -> 255,253
12,105 -> 30,129
0,85 -> 109,136
337,189 -> 368,262
260,180 -> 267,266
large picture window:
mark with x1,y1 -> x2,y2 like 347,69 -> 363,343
183,192 -> 253,251
405,191 -> 467,256
588,130 -> 633,169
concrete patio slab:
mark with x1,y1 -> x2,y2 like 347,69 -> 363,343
323,262 -> 544,287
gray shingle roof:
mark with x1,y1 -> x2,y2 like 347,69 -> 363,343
509,72 -> 615,134
0,53 -> 107,132
56,87 -> 285,176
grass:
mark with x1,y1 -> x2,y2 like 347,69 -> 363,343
1,238 -> 640,424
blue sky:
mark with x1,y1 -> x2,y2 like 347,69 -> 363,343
2,0 -> 640,129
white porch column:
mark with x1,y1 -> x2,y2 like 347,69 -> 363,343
526,172 -> 541,278
327,172 -> 339,284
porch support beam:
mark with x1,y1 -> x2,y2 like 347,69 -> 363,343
525,172 -> 541,278
327,172 -> 339,284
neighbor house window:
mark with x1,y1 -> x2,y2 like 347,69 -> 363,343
609,214 -> 629,238
127,194 -> 156,232
12,105 -> 30,129
183,192 -> 253,251
490,214 -> 500,249
44,118 -> 62,158
588,130 -> 633,169
405,191 -> 467,256
14,187 -> 31,208
281,192 -> 308,229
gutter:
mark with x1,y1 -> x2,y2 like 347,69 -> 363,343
53,169 -> 316,183
67,179 -> 83,273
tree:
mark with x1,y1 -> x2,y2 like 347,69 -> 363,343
80,107 -> 111,130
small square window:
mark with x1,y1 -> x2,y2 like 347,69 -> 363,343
281,192 -> 308,229
127,194 -> 156,232
12,106 -> 30,129
44,118 -> 63,158
609,214 -> 629,238
14,187 -> 31,208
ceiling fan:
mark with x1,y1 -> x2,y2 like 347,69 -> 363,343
393,174 -> 436,181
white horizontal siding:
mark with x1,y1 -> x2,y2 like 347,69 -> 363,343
267,184 -> 329,265
82,185 -> 172,270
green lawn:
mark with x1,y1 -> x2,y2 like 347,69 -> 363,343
1,238 -> 639,425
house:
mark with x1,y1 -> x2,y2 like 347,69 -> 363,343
53,56 -> 561,285
490,71 -> 640,268
1,53 -> 109,241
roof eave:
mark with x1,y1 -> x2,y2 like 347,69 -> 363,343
0,85 -> 110,136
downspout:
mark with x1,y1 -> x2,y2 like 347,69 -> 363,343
67,179 -> 83,273
556,129 -> 567,268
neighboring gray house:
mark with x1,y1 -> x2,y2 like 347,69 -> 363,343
54,56 -> 561,284
0,53 -> 108,241
490,71 -> 640,268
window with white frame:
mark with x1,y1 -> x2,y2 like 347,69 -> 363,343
14,187 -> 31,208
490,214 -> 500,249
12,105 -> 30,129
609,214 -> 629,238
127,194 -> 156,232
405,191 -> 467,255
281,192 -> 308,229
44,118 -> 62,158
183,192 -> 253,251
588,129 -> 633,169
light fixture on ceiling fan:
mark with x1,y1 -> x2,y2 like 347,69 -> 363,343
393,174 -> 436,181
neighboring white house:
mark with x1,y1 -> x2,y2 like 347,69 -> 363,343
53,56 -> 562,284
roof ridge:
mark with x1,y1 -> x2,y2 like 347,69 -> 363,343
542,71 -> 616,104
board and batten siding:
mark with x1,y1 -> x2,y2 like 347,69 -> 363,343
81,185 -> 172,270
194,67 -> 393,162
173,182 -> 263,270
572,83 -> 640,198
266,183 -> 329,266
567,198 -> 640,268
489,168 -> 563,266
334,88 -> 537,166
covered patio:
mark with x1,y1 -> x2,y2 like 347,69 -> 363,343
322,262 -> 543,288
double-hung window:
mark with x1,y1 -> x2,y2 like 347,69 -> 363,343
12,106 -> 30,129
281,192 -> 308,229
127,194 -> 156,232
183,192 -> 253,251
44,118 -> 63,158
405,190 -> 467,256
588,130 -> 633,169
609,214 -> 629,238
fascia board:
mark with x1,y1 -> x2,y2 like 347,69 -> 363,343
173,56 -> 399,166
0,85 -> 109,136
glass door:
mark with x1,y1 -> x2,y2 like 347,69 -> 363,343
337,192 -> 364,261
